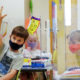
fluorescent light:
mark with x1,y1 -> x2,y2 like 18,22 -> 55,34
64,0 -> 71,26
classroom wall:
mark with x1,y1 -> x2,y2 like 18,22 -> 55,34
24,0 -> 49,51
0,0 -> 24,44
56,0 -> 66,74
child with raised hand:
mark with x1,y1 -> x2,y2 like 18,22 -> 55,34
0,7 -> 29,80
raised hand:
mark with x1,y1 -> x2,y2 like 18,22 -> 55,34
0,6 -> 7,22
0,6 -> 7,29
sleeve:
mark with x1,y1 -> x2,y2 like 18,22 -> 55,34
11,57 -> 24,70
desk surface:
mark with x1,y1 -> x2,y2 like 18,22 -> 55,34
21,67 -> 47,72
22,64 -> 52,71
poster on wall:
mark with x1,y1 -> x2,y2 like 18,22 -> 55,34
52,1 -> 57,50
25,16 -> 40,35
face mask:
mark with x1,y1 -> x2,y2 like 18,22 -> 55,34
69,44 -> 80,53
9,40 -> 23,50
27,41 -> 37,49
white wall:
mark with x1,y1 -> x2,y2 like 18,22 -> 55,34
0,0 -> 24,43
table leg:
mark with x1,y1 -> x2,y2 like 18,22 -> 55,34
43,71 -> 47,80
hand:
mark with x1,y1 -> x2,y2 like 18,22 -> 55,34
0,6 -> 7,23
0,77 -> 5,80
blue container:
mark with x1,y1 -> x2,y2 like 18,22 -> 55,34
31,62 -> 45,68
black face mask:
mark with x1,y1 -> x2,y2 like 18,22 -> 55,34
9,40 -> 23,50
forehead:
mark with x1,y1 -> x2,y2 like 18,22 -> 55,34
28,34 -> 37,40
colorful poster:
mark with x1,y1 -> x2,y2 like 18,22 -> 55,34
52,1 -> 57,35
27,16 -> 40,35
52,1 -> 57,49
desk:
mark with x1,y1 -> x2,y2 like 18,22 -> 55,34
16,60 -> 52,80
16,65 -> 52,80
21,67 -> 47,80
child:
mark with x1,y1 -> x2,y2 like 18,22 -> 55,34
23,33 -> 41,58
20,33 -> 41,80
0,7 -> 29,80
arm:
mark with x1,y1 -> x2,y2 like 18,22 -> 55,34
0,7 -> 7,48
0,69 -> 18,80
0,7 -> 7,30
0,34 -> 3,48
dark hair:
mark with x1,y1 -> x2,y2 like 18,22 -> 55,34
11,26 -> 29,41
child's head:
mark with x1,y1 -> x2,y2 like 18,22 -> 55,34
9,26 -> 29,50
68,30 -> 80,55
27,33 -> 38,49
69,30 -> 80,44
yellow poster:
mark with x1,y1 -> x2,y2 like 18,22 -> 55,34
27,16 -> 40,34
